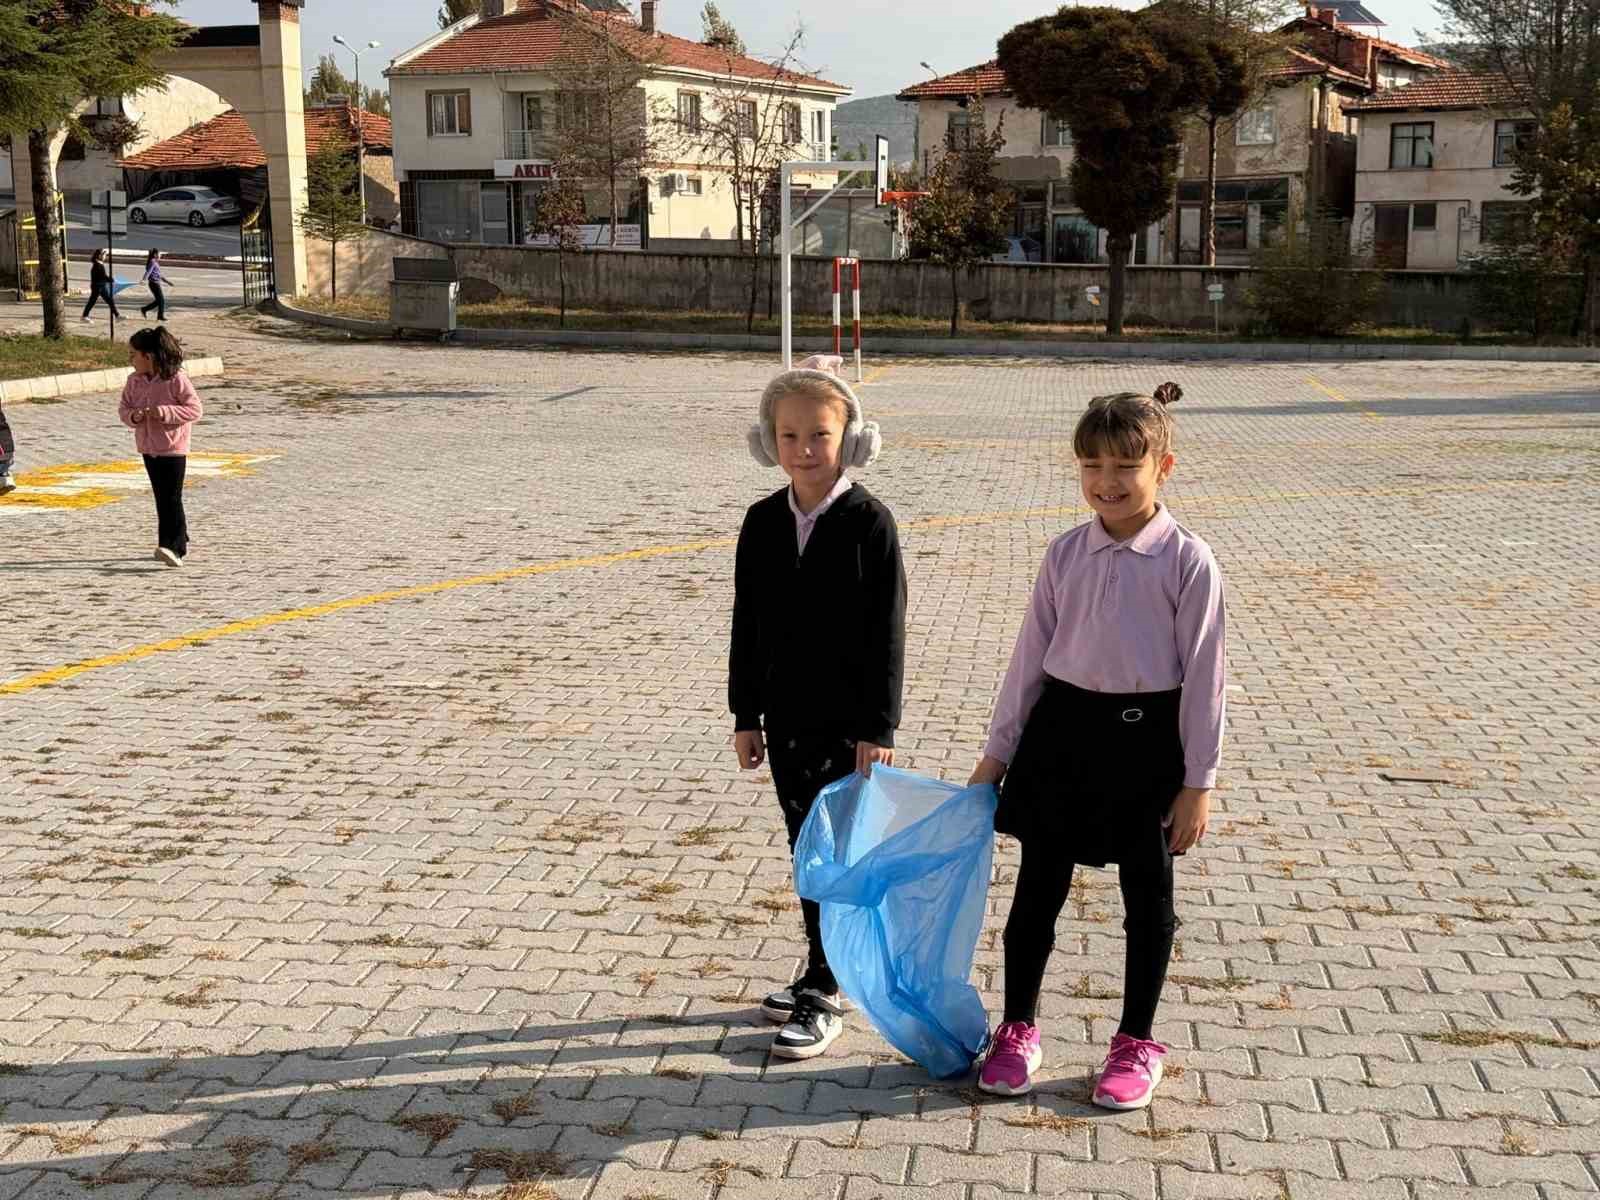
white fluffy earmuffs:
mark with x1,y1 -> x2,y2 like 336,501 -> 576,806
748,354 -> 882,469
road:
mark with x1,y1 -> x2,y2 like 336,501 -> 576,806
63,198 -> 244,260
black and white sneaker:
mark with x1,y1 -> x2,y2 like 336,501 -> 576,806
771,992 -> 845,1060
0,471 -> 15,495
761,977 -> 850,1024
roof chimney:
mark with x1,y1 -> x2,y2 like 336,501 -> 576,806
641,0 -> 658,34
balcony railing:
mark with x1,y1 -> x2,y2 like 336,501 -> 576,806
505,129 -> 544,159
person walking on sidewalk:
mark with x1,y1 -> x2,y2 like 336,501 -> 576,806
139,249 -> 170,322
118,327 -> 202,567
970,383 -> 1227,1108
81,249 -> 121,323
0,400 -> 16,494
729,354 -> 906,1061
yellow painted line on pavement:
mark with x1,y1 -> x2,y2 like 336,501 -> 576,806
0,453 -> 280,514
1,476 -> 1554,697
1306,374 -> 1382,421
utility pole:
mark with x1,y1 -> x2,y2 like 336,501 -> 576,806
332,35 -> 381,228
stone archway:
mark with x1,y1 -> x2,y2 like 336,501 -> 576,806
10,1 -> 310,298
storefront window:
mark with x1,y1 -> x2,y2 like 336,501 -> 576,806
417,180 -> 482,243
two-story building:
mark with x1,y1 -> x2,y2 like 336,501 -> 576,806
1345,73 -> 1534,268
385,0 -> 848,248
896,5 -> 1450,265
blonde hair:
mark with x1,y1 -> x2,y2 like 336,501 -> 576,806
1073,382 -> 1183,461
773,376 -> 851,424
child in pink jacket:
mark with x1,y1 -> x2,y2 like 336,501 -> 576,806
119,327 -> 202,567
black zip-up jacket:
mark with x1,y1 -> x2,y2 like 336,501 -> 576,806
91,261 -> 110,290
729,482 -> 907,746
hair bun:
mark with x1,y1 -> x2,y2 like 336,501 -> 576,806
1153,382 -> 1183,406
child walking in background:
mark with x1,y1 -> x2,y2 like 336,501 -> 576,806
970,383 -> 1226,1107
0,399 -> 16,494
118,327 -> 202,568
730,354 -> 907,1060
81,249 -> 121,323
139,249 -> 170,322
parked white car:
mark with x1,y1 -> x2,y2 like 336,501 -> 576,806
128,186 -> 242,227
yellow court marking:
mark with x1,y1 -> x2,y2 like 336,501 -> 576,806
0,477 -> 1552,698
1305,374 -> 1382,421
0,453 -> 280,514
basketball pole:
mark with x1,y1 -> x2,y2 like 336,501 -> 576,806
780,135 -> 889,370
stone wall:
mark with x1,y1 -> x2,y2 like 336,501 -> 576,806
309,237 -> 1498,333
306,227 -> 449,300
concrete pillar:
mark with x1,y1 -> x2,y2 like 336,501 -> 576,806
257,1 -> 309,296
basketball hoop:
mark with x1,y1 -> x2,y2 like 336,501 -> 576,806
880,191 -> 929,204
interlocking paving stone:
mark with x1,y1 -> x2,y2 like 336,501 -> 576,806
1,303 -> 1596,1197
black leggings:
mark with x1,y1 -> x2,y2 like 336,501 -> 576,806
767,733 -> 856,996
142,454 -> 188,556
82,282 -> 121,319
1002,837 -> 1177,1038
141,280 -> 166,320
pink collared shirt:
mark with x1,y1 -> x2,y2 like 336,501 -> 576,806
789,473 -> 852,555
984,505 -> 1227,788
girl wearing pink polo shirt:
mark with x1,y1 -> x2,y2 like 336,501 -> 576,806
970,382 -> 1226,1107
119,327 -> 202,568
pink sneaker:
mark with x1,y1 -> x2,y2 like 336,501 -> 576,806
977,1021 -> 1043,1095
1093,1033 -> 1168,1109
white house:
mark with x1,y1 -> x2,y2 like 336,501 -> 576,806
385,0 -> 849,248
1345,73 -> 1535,269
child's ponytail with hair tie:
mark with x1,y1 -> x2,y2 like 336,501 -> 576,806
1153,382 -> 1182,407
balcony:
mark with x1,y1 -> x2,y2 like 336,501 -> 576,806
504,129 -> 545,160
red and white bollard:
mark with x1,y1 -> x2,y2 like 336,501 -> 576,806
832,256 -> 862,383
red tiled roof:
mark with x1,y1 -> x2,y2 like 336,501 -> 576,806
1344,71 -> 1531,111
118,103 -> 392,171
896,61 -> 1009,100
1269,47 -> 1369,87
390,3 -> 844,92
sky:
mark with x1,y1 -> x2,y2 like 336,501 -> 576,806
167,0 -> 1451,102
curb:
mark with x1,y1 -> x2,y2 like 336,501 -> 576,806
0,356 -> 223,403
271,299 -> 1600,363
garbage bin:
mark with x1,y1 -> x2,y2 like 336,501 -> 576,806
391,257 -> 458,340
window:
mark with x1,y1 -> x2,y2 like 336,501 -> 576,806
1493,118 -> 1536,167
1481,200 -> 1533,245
946,109 -> 973,149
1389,121 -> 1434,168
521,94 -> 544,133
677,90 -> 702,131
661,174 -> 703,196
1041,116 -> 1071,148
811,109 -> 826,147
684,175 -> 703,196
1235,106 -> 1276,145
416,179 -> 483,242
782,103 -> 802,145
735,99 -> 757,139
93,96 -> 124,117
428,91 -> 472,136
559,92 -> 602,133
1412,202 -> 1436,230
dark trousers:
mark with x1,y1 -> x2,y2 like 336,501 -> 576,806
1002,837 -> 1177,1039
0,401 -> 13,472
141,281 -> 166,320
768,733 -> 856,996
142,454 -> 187,556
82,282 -> 120,319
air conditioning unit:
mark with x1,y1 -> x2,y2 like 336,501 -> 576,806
664,171 -> 689,195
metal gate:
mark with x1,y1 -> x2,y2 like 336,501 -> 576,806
10,197 -> 69,301
240,202 -> 275,304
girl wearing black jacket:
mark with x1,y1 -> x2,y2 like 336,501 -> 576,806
729,355 -> 907,1061
81,249 -> 121,322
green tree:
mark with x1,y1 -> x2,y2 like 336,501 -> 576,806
305,54 -> 353,107
526,157 -> 589,328
361,85 -> 391,118
0,0 -> 186,337
1434,0 -> 1600,340
438,0 -> 480,30
701,2 -> 745,53
905,96 -> 1013,336
998,6 -> 1212,334
298,139 -> 367,304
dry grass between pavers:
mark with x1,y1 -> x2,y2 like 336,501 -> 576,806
162,980 -> 222,1009
15,1126 -> 98,1155
1418,1028 -> 1597,1052
1004,1113 -> 1092,1134
81,942 -> 164,963
490,1091 -> 541,1124
390,1112 -> 464,1147
670,823 -> 736,848
0,332 -> 131,382
702,1158 -> 765,1185
469,1148 -> 572,1180
286,1137 -> 343,1167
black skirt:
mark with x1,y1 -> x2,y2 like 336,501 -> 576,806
995,677 -> 1186,869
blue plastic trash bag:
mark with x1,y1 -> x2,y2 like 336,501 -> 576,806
111,277 -> 134,295
793,766 -> 997,1079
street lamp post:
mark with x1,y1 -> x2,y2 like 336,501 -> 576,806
332,35 -> 381,228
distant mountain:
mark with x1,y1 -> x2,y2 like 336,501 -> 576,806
832,94 -> 918,167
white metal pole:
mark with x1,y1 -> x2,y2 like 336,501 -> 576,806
354,53 -> 366,229
852,259 -> 862,384
780,163 -> 793,369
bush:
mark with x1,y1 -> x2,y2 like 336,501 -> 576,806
1463,242 -> 1584,339
1246,220 -> 1384,337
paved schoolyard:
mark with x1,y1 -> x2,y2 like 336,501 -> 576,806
1,307 -> 1596,1200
